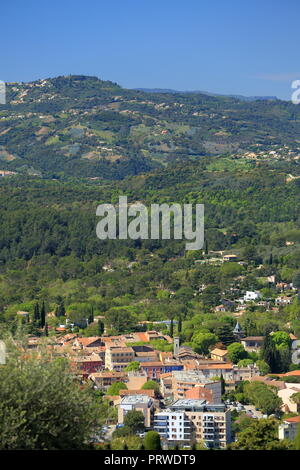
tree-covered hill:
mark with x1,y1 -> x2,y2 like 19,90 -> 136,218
1,75 -> 300,179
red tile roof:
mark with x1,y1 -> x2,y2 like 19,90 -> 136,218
285,416 -> 300,423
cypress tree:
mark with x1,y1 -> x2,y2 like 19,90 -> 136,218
178,315 -> 182,334
98,321 -> 104,335
261,329 -> 280,373
56,300 -> 65,317
40,302 -> 46,328
169,318 -> 174,338
44,323 -> 48,337
220,373 -> 226,396
33,303 -> 40,322
216,323 -> 235,346
88,306 -> 94,324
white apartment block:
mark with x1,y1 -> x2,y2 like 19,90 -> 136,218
154,399 -> 231,449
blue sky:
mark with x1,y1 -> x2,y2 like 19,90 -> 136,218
1,0 -> 299,99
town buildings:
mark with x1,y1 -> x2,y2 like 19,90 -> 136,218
118,395 -> 155,428
154,400 -> 231,449
279,416 -> 300,440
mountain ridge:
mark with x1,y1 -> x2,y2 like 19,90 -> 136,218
1,74 -> 300,179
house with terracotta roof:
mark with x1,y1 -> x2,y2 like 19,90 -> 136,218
240,336 -> 264,352
74,336 -> 104,348
279,415 -> 300,440
73,355 -> 103,376
210,348 -> 228,362
88,371 -> 127,389
105,346 -> 135,370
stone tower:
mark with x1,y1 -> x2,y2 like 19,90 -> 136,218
173,336 -> 180,356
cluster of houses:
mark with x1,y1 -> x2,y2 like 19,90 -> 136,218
26,318 -> 300,448
23,326 -> 254,448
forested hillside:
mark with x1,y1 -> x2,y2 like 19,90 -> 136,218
1,75 -> 300,178
0,157 -> 300,345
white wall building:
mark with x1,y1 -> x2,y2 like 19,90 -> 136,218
244,291 -> 262,302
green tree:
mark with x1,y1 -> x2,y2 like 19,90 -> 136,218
220,373 -> 226,396
292,271 -> 300,289
125,361 -> 140,372
56,298 -> 65,317
256,359 -> 271,375
291,391 -> 300,411
178,315 -> 182,333
192,332 -> 218,355
227,342 -> 247,364
106,382 -> 127,396
261,328 -> 281,373
216,323 -> 235,346
105,308 -> 135,334
40,302 -> 46,329
295,423 -> 300,450
144,431 -> 161,450
33,303 -> 40,323
230,419 -> 289,450
141,380 -> 160,394
237,359 -> 254,367
244,382 -> 282,415
123,410 -> 145,433
98,321 -> 105,335
0,341 -> 100,449
169,318 -> 174,338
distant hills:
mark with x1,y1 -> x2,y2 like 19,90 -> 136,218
0,74 -> 299,179
134,88 -> 278,101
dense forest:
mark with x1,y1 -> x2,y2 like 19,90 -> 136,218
0,76 -> 300,376
0,156 -> 300,355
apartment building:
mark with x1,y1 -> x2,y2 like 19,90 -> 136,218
88,371 -> 127,389
171,370 -> 222,403
118,395 -> 155,428
105,346 -> 135,370
153,411 -> 192,443
154,400 -> 231,449
191,363 -> 259,383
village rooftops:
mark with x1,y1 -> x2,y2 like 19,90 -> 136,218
170,399 -> 226,412
89,371 -> 126,378
107,346 -> 134,352
119,389 -> 155,398
241,336 -> 264,342
210,348 -> 228,357
75,337 -> 103,347
120,395 -> 153,405
284,416 -> 300,423
273,370 -> 300,377
172,370 -> 224,383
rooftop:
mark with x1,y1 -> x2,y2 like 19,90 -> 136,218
170,399 -> 226,412
121,394 -> 152,405
284,416 -> 300,423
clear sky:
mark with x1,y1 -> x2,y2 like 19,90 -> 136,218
1,0 -> 300,99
